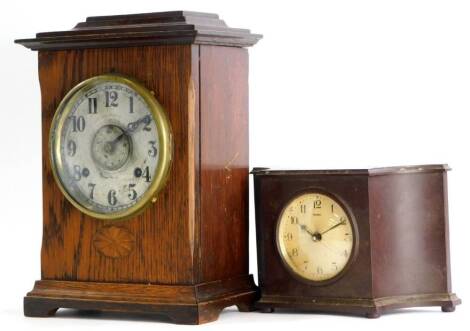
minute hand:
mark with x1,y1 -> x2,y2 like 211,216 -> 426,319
108,115 -> 151,147
126,115 -> 151,133
320,219 -> 346,236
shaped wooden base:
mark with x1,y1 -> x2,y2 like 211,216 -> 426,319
255,293 -> 461,318
24,275 -> 258,324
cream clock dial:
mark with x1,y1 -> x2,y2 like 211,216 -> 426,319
277,192 -> 355,282
50,74 -> 172,220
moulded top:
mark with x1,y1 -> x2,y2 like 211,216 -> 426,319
15,11 -> 262,51
251,164 -> 450,177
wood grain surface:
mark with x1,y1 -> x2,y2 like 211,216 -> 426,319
199,45 -> 250,282
39,45 -> 197,284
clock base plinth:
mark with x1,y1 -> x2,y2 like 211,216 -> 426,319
255,293 -> 461,318
24,275 -> 258,324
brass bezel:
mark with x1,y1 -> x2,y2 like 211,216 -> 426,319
49,74 -> 173,221
275,189 -> 359,285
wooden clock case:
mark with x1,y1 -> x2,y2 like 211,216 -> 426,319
16,11 -> 261,324
252,165 -> 460,318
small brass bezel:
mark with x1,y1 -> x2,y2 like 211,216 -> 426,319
275,189 -> 359,285
49,74 -> 173,221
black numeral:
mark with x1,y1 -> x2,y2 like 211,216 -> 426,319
105,91 -> 118,107
142,166 -> 151,182
143,115 -> 151,131
88,97 -> 97,114
284,233 -> 293,241
67,140 -> 76,156
73,165 -> 81,181
128,183 -> 137,200
88,183 -> 96,200
317,267 -> 323,274
70,116 -> 85,132
300,204 -> 306,213
148,141 -> 157,157
314,199 -> 322,209
290,216 -> 298,224
108,189 -> 117,206
292,248 -> 299,257
129,96 -> 134,113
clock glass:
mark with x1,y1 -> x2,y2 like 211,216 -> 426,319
50,74 -> 172,220
277,192 -> 355,282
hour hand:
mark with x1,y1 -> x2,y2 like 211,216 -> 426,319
299,224 -> 315,237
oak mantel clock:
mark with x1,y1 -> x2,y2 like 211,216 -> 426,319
252,165 -> 460,318
15,11 -> 261,324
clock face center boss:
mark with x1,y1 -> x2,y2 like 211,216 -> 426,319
50,74 -> 172,220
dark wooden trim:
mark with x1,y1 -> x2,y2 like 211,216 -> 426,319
251,164 -> 449,177
255,293 -> 461,318
15,11 -> 262,50
24,275 -> 258,324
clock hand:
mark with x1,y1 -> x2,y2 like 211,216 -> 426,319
106,115 -> 151,150
126,115 -> 151,133
299,224 -> 315,237
320,218 -> 346,236
105,131 -> 128,153
299,223 -> 323,242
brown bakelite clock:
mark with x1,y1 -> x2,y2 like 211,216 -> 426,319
15,11 -> 261,324
252,165 -> 460,318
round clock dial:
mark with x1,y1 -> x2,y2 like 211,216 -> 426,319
277,192 -> 356,282
50,75 -> 172,220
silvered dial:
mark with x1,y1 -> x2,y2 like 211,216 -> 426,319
277,192 -> 355,282
50,75 -> 171,219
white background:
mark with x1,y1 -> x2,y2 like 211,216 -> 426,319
1,0 -> 469,330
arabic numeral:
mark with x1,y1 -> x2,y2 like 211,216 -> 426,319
88,183 -> 96,200
70,115 -> 85,132
148,141 -> 157,157
143,115 -> 151,131
73,165 -> 81,181
107,189 -> 117,206
88,97 -> 97,114
67,140 -> 76,156
292,248 -> 299,257
142,166 -> 151,182
128,184 -> 137,200
105,90 -> 118,107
